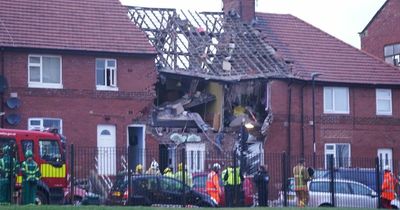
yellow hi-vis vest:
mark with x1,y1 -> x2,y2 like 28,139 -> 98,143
224,167 -> 241,186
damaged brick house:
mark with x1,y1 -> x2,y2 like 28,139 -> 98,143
0,0 -> 157,175
129,0 -> 400,173
360,0 -> 400,67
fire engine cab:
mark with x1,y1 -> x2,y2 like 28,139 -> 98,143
0,128 -> 67,204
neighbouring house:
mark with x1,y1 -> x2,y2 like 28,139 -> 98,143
360,0 -> 400,66
127,0 -> 400,175
0,0 -> 157,176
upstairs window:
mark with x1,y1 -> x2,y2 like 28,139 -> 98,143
28,55 -> 62,89
96,58 -> 118,91
376,89 -> 392,116
323,87 -> 349,114
384,44 -> 400,66
28,118 -> 63,134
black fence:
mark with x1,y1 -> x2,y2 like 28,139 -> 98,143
0,144 -> 398,208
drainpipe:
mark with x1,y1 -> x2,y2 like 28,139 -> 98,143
300,84 -> 305,158
1,47 -> 4,128
287,82 -> 292,165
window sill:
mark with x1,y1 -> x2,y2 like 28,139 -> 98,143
28,83 -> 63,89
96,86 -> 119,91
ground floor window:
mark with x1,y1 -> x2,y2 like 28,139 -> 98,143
325,143 -> 351,168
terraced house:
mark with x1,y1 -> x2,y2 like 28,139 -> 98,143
0,0 -> 157,175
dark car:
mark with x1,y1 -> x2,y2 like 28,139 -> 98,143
107,174 -> 216,207
192,172 -> 255,206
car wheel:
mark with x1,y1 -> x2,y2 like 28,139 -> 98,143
35,190 -> 48,205
196,201 -> 213,207
72,196 -> 83,205
319,203 -> 333,207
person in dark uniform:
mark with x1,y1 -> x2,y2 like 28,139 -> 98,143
254,165 -> 270,206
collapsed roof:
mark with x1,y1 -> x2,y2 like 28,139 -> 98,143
127,6 -> 290,82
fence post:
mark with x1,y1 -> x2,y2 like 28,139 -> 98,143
375,157 -> 381,208
181,148 -> 186,207
329,154 -> 335,207
282,152 -> 287,207
127,145 -> 133,205
233,149 -> 238,206
70,144 -> 75,205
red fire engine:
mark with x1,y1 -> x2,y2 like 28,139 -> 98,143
0,128 -> 67,204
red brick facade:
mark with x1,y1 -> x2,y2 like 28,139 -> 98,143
222,0 -> 255,23
266,80 -> 400,164
1,50 -> 156,148
361,0 -> 400,59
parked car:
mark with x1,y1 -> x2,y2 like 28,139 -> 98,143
192,172 -> 255,206
107,174 -> 216,207
276,178 -> 400,208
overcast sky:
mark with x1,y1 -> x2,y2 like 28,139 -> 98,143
120,0 -> 386,49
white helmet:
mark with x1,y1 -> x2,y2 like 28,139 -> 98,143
384,165 -> 391,171
151,160 -> 159,169
212,163 -> 221,170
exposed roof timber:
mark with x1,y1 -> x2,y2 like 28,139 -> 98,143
127,6 -> 290,82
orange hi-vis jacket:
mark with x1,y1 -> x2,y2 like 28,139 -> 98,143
382,171 -> 398,200
206,171 -> 221,205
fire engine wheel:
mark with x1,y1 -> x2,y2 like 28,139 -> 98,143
35,190 -> 48,205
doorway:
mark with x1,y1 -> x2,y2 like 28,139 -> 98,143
378,148 -> 393,170
127,125 -> 146,170
97,124 -> 116,175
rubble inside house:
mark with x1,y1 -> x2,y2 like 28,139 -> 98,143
128,6 -> 289,168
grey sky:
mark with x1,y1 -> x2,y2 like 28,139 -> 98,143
120,0 -> 386,49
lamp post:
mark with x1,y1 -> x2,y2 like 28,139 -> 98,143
311,72 -> 321,168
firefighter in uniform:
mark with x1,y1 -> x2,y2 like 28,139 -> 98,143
0,145 -> 19,203
163,167 -> 174,178
135,164 -> 143,175
293,158 -> 311,207
206,163 -> 222,206
21,150 -> 41,205
381,166 -> 398,208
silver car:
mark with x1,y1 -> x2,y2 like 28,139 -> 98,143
275,178 -> 400,208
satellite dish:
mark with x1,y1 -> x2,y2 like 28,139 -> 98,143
6,114 -> 21,125
6,97 -> 21,109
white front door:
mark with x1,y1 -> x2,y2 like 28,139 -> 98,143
97,125 -> 116,175
186,143 -> 205,173
378,148 -> 393,170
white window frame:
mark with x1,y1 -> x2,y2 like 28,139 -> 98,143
376,89 -> 392,116
324,143 -> 351,168
96,58 -> 118,91
384,44 -> 400,66
323,87 -> 350,114
28,55 -> 63,89
28,118 -> 63,134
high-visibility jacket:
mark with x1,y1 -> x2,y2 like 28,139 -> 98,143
21,160 -> 40,182
382,171 -> 398,200
175,170 -> 193,187
164,171 -> 174,178
206,171 -> 221,205
0,155 -> 19,178
293,164 -> 310,191
223,167 -> 241,186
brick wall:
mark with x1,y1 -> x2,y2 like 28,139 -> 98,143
266,80 -> 400,164
361,0 -> 400,59
2,50 -> 157,148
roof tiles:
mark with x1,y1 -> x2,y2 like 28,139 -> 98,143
257,13 -> 400,85
0,0 -> 155,54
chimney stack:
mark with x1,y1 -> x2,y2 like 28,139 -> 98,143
222,0 -> 255,23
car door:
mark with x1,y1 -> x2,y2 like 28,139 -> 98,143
348,182 -> 378,208
158,176 -> 184,205
334,182 -> 352,207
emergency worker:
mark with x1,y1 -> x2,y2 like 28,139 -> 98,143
146,160 -> 161,175
381,166 -> 398,209
163,167 -> 174,178
222,163 -> 243,207
293,158 -> 310,207
21,150 -> 41,205
0,145 -> 19,203
206,163 -> 222,205
135,164 -> 143,175
175,163 -> 193,187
